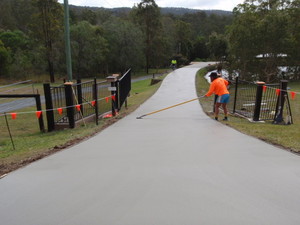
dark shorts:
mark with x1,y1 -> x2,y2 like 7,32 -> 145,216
216,94 -> 230,103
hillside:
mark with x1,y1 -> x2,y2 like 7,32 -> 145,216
68,5 -> 232,16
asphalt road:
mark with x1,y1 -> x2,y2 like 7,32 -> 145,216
1,62 -> 300,225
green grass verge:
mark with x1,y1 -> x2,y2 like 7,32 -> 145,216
0,75 -> 166,175
196,67 -> 300,153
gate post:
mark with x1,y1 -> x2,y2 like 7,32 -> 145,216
76,79 -> 83,113
116,80 -> 120,110
106,74 -> 119,116
35,94 -> 45,132
274,80 -> 288,124
253,81 -> 265,121
43,83 -> 55,131
65,82 -> 75,128
233,76 -> 239,114
93,78 -> 99,125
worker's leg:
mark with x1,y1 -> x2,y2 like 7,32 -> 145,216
219,94 -> 230,121
221,103 -> 228,120
215,103 -> 221,120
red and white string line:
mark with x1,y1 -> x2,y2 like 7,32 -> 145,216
0,94 -> 116,118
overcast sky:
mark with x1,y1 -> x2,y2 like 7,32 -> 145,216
58,0 -> 244,12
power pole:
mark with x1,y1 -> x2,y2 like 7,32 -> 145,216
63,0 -> 72,81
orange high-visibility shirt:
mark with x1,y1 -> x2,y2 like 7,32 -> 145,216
205,78 -> 229,97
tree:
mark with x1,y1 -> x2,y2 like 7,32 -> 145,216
174,20 -> 193,61
0,1 -> 235,80
103,17 -> 144,73
31,0 -> 63,83
132,0 -> 162,73
285,0 -> 300,78
182,11 -> 208,37
257,9 -> 289,81
0,0 -> 36,32
80,8 -> 97,25
226,5 -> 261,79
190,36 -> 209,61
70,21 -> 109,78
0,40 -> 9,77
150,29 -> 171,68
227,0 -> 294,81
207,32 -> 228,61
160,15 -> 177,63
0,30 -> 29,52
0,0 -> 17,30
0,30 -> 34,78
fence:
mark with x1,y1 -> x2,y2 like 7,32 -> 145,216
44,69 -> 131,131
228,78 -> 291,123
230,79 -> 257,119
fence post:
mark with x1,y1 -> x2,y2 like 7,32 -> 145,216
65,82 -> 75,128
43,83 -> 55,132
35,94 -> 45,132
125,69 -> 131,109
233,76 -> 239,113
76,79 -> 83,113
106,74 -> 119,116
116,80 -> 120,110
274,80 -> 288,124
93,78 -> 99,125
253,81 -> 265,121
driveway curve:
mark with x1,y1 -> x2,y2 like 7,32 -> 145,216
1,62 -> 300,225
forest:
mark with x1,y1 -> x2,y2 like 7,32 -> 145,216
0,0 -> 300,83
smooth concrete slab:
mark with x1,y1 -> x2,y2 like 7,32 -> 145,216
1,62 -> 300,225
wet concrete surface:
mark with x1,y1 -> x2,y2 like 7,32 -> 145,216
1,62 -> 300,225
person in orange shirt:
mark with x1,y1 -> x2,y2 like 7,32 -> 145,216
203,72 -> 230,121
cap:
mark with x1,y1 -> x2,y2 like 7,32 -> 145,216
209,72 -> 218,78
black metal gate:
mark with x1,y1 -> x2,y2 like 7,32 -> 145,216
229,78 -> 292,123
43,70 -> 132,131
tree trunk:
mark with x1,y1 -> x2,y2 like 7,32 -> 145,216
46,40 -> 55,83
48,59 -> 55,83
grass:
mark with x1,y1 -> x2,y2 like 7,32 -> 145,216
0,74 -> 166,176
131,68 -> 170,77
196,67 -> 300,153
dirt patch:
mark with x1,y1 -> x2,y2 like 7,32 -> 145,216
150,78 -> 162,85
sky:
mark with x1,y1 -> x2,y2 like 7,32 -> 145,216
58,0 -> 245,12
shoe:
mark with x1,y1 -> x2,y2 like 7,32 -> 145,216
223,117 -> 228,121
215,117 -> 218,121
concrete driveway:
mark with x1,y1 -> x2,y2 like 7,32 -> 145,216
1,62 -> 300,225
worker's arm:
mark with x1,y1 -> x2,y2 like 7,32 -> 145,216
204,82 -> 216,97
